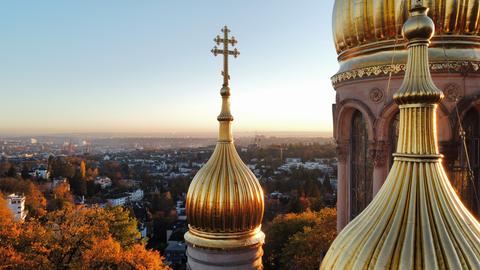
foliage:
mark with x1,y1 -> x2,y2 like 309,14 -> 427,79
6,165 -> 17,178
49,157 -> 76,179
80,160 -> 87,179
83,237 -> 165,270
70,170 -> 87,196
106,206 -> 142,248
0,178 -> 47,218
25,182 -> 47,217
279,208 -> 337,270
0,202 -> 170,270
263,208 -> 337,270
47,182 -> 74,211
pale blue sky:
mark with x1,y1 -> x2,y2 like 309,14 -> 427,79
0,0 -> 338,135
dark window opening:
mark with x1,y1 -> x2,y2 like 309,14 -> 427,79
350,110 -> 373,219
451,108 -> 480,218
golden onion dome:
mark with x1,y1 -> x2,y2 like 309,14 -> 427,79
184,43 -> 265,248
322,4 -> 480,269
332,0 -> 480,83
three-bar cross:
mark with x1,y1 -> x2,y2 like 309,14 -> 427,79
211,26 -> 240,87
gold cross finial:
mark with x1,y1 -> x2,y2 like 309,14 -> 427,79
211,26 -> 240,88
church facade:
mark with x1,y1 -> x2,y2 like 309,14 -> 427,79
333,0 -> 480,229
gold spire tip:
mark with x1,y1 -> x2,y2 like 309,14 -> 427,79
211,26 -> 240,141
393,4 -> 443,105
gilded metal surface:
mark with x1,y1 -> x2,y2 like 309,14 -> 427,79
322,4 -> 480,269
333,0 -> 480,76
184,227 -> 265,250
185,27 -> 265,250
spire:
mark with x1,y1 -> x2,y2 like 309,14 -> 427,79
212,26 -> 240,142
393,3 -> 444,106
321,3 -> 480,269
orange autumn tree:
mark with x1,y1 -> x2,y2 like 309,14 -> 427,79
0,196 -> 24,268
279,208 -> 337,270
0,200 -> 170,270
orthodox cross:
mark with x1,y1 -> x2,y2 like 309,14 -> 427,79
211,26 -> 240,87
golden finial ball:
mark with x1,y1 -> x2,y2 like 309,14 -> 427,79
402,6 -> 435,41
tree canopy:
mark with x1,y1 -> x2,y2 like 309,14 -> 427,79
0,200 -> 170,270
263,208 -> 337,270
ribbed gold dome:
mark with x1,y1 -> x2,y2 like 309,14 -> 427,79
184,81 -> 265,249
332,0 -> 480,79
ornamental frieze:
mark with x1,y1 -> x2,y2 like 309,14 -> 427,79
331,61 -> 480,86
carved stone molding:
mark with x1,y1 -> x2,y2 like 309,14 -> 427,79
331,61 -> 480,86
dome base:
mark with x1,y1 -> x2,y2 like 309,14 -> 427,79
184,226 -> 265,250
186,241 -> 264,270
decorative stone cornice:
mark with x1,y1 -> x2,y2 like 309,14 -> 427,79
331,60 -> 480,87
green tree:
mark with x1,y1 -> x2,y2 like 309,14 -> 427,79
106,206 -> 141,248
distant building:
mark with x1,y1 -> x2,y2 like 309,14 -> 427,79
176,200 -> 186,220
165,219 -> 188,267
164,242 -> 187,267
6,194 -> 27,221
107,195 -> 128,207
285,157 -> 301,163
127,189 -> 144,202
138,222 -> 147,238
94,176 -> 112,189
118,179 -> 141,188
52,177 -> 68,189
178,167 -> 192,173
30,167 -> 50,179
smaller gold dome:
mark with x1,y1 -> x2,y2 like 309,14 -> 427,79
185,85 -> 265,249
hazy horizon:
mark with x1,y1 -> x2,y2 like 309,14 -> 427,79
0,130 -> 333,139
1,1 -> 337,134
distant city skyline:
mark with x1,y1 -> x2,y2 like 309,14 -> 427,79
0,1 -> 337,135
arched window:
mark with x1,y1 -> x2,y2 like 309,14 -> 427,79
452,108 -> 480,217
350,110 -> 373,219
389,112 -> 400,167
